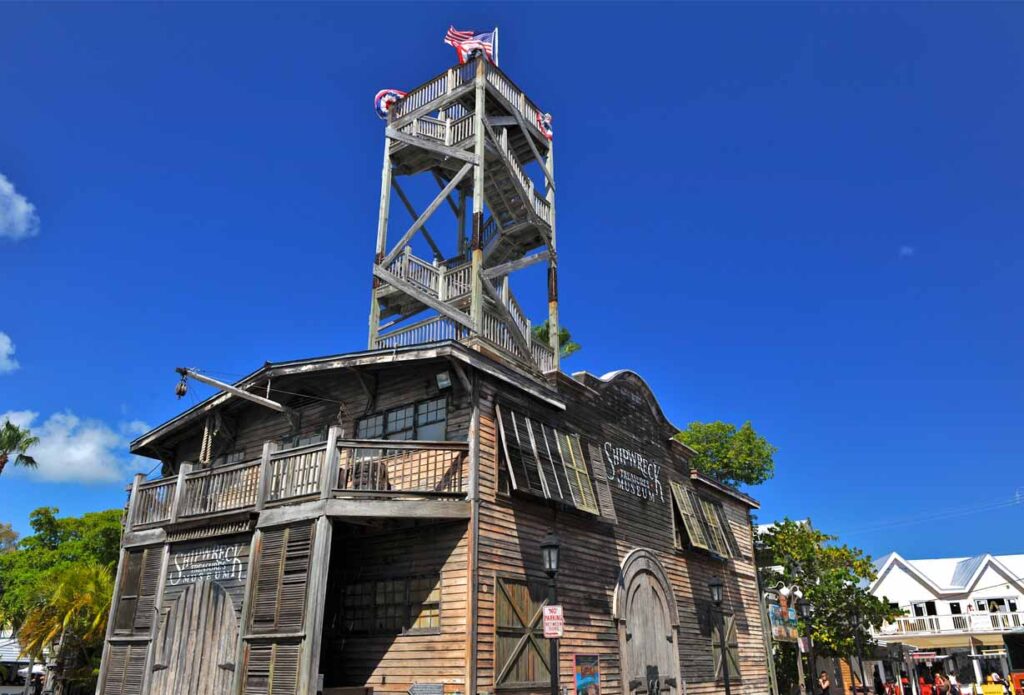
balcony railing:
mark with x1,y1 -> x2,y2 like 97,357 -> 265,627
125,431 -> 470,531
877,612 -> 1024,637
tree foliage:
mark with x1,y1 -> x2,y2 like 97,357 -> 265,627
674,421 -> 776,486
0,419 -> 39,478
757,518 -> 902,657
531,320 -> 581,359
0,522 -> 16,554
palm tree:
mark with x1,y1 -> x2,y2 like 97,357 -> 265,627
0,420 -> 39,477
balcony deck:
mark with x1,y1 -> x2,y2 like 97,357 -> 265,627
875,612 -> 1024,646
126,433 -> 469,534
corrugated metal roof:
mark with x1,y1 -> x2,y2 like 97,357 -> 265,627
0,631 -> 25,663
951,555 -> 986,588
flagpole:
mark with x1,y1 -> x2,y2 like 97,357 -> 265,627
493,26 -> 499,66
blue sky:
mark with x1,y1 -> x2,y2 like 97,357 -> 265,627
1,2 -> 1021,561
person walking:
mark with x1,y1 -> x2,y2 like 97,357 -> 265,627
934,671 -> 950,695
819,670 -> 832,695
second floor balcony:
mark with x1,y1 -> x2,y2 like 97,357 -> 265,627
127,430 -> 469,532
876,611 -> 1024,639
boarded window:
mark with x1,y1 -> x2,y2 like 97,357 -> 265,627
101,642 -> 148,695
670,481 -> 708,551
711,614 -> 741,680
339,573 -> 442,634
243,642 -> 302,695
113,547 -> 162,636
495,577 -> 550,689
249,524 -> 313,635
495,404 -> 599,515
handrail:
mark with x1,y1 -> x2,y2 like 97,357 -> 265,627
179,460 -> 260,518
879,612 -> 1024,635
375,315 -> 461,350
337,438 -> 468,451
336,440 -> 468,494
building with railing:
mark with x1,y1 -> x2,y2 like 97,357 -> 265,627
95,53 -> 773,695
870,551 -> 1024,685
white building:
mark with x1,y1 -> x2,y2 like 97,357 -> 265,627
870,552 -> 1024,684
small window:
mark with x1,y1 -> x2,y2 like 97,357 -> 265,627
669,483 -> 741,560
339,574 -> 441,635
950,602 -> 962,615
357,414 -> 384,439
1010,599 -> 1018,612
976,600 -> 988,612
416,398 -> 447,441
386,405 -> 415,440
913,601 -> 936,617
356,398 -> 448,441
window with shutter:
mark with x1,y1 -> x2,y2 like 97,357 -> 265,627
101,642 -> 148,695
711,614 -> 741,681
496,403 -> 599,515
698,498 -> 730,557
243,642 -> 302,695
495,577 -> 550,689
113,547 -> 163,636
249,524 -> 313,634
670,481 -> 709,551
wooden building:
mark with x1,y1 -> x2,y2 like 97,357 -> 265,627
97,55 -> 771,695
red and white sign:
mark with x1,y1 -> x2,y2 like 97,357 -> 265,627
543,605 -> 565,638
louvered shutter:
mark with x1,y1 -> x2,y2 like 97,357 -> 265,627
557,432 -> 599,514
698,497 -> 731,558
101,642 -> 148,695
495,405 -> 546,497
714,505 -> 743,558
249,525 -> 313,634
243,643 -> 302,695
587,442 -> 618,523
536,423 -> 569,502
133,548 -> 163,633
279,524 -> 313,632
670,482 -> 709,550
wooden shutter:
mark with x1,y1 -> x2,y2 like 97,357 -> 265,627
587,442 -> 618,523
113,547 -> 163,636
670,482 -> 709,550
101,642 -> 148,695
714,505 -> 743,558
712,615 -> 740,680
249,524 -> 314,634
697,496 -> 731,558
536,423 -> 570,503
495,405 -> 546,497
495,577 -> 550,688
243,642 -> 302,695
556,432 -> 599,514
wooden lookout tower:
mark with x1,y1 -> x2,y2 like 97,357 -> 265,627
368,55 -> 560,373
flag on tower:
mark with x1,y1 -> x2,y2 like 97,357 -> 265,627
444,26 -> 497,64
374,88 -> 407,119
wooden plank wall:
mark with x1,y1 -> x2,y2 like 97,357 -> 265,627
319,521 -> 470,694
162,534 -> 251,623
474,370 -> 770,695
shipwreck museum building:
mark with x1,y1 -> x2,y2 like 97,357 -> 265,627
97,55 -> 771,695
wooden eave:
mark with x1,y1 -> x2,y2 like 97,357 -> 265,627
689,470 -> 760,509
130,341 -> 565,457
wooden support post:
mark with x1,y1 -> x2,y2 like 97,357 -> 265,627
169,463 -> 192,524
95,545 -> 130,694
545,141 -> 560,371
438,263 -> 448,302
255,441 -> 276,511
126,472 -> 144,532
319,426 -> 341,500
457,189 -> 467,257
300,516 -> 333,695
232,531 -> 262,695
368,138 -> 393,349
469,56 -> 487,333
465,372 -> 481,695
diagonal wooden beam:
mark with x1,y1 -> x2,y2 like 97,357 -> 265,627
504,113 -> 555,192
391,179 -> 444,262
386,127 -> 477,165
373,265 -> 475,332
479,272 -> 533,359
481,250 -> 550,279
382,162 -> 473,268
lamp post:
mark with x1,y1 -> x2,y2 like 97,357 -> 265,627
709,578 -> 732,695
850,607 -> 867,695
541,532 -> 561,695
801,600 -> 816,695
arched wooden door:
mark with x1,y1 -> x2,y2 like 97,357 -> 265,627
150,580 -> 239,695
614,550 -> 682,695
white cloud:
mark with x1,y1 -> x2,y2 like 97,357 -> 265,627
1,410 -> 150,484
0,174 -> 40,241
899,245 -> 915,258
0,332 -> 18,373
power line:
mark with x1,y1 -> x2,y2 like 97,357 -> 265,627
843,496 -> 1022,536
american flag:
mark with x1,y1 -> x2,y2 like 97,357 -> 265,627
444,26 -> 495,63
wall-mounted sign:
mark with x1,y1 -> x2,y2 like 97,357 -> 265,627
169,542 -> 246,586
603,442 -> 664,502
543,605 -> 565,638
574,654 -> 601,695
767,594 -> 799,642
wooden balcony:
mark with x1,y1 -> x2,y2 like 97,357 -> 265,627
125,432 -> 470,532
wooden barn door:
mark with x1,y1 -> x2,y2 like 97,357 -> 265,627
150,580 -> 239,695
615,550 -> 681,695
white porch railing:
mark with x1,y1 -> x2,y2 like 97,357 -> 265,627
877,612 -> 1024,637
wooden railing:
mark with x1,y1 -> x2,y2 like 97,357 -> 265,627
531,337 -> 556,373
878,612 -> 1024,636
335,440 -> 468,494
267,443 -> 327,502
179,460 -> 260,517
125,435 -> 471,530
393,114 -> 476,151
385,251 -> 472,303
132,479 -> 176,527
495,128 -> 551,226
375,315 -> 462,349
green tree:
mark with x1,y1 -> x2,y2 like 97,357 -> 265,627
757,519 -> 902,660
0,419 -> 38,478
675,421 -> 776,486
0,522 -> 17,553
532,320 -> 581,358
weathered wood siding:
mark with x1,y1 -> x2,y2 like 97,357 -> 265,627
474,370 -> 770,695
320,521 -> 470,694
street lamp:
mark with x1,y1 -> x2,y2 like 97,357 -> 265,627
541,532 -> 561,695
709,578 -> 732,695
850,607 -> 868,695
800,600 -> 816,695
